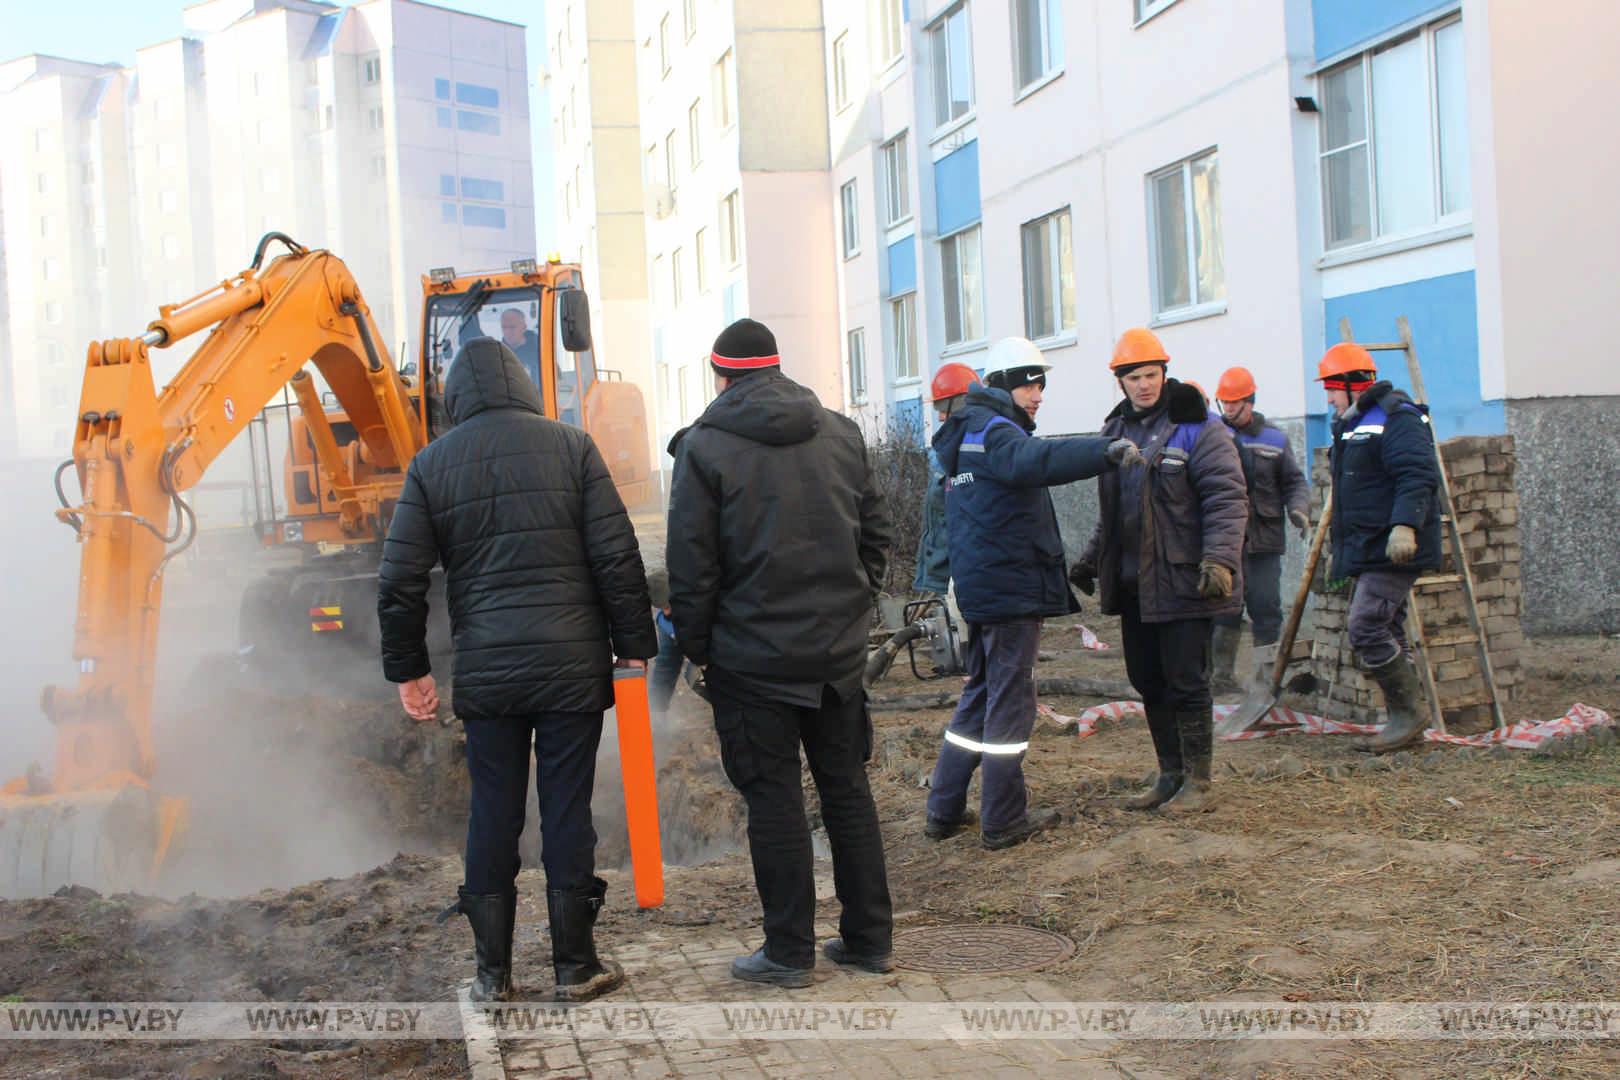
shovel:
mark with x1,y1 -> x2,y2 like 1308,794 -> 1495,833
1216,499 -> 1333,737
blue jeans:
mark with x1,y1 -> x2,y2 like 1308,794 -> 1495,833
925,618 -> 1043,834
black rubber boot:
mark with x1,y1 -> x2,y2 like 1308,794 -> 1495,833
548,876 -> 625,1003
1125,705 -> 1184,810
1159,712 -> 1215,814
981,807 -> 1061,850
1210,625 -> 1242,693
1359,654 -> 1429,754
438,888 -> 515,1002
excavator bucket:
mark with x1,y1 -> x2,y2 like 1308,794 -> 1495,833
0,786 -> 186,899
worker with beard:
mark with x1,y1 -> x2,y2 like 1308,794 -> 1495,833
1072,328 -> 1248,813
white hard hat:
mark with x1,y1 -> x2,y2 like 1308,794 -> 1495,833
982,337 -> 1052,388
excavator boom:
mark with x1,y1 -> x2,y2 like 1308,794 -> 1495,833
0,235 -> 422,897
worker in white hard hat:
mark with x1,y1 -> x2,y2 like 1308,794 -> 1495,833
923,337 -> 1143,850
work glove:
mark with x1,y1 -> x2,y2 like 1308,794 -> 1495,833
1105,439 -> 1145,468
1386,524 -> 1418,565
1289,508 -> 1310,539
1198,560 -> 1234,601
1069,562 -> 1097,596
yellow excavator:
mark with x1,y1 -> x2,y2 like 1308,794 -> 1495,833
0,233 -> 652,898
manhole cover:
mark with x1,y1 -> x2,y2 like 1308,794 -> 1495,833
893,924 -> 1076,974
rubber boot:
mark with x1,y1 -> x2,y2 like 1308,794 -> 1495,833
1124,705 -> 1184,810
439,888 -> 515,1002
1210,625 -> 1242,693
1358,654 -> 1428,754
1159,712 -> 1215,814
548,876 -> 625,1003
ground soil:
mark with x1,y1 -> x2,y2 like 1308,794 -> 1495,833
2,611 -> 1617,1077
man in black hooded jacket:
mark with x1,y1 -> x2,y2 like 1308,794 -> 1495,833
667,318 -> 894,988
378,337 -> 656,1003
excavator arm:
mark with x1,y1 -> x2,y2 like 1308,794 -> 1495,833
1,235 -> 422,896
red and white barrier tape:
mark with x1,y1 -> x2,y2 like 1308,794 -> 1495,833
1039,700 -> 1615,748
1066,624 -> 1111,651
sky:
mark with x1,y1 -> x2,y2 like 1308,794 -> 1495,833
3,0 -> 555,242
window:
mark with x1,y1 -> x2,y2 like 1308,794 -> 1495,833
36,173 -> 47,194
659,14 -> 671,76
435,78 -> 450,100
891,294 -> 918,381
455,82 -> 499,108
442,202 -> 457,224
457,111 -> 501,135
437,107 -> 452,128
880,133 -> 910,226
1149,149 -> 1224,316
160,235 -> 180,260
652,255 -> 664,309
42,257 -> 59,281
362,55 -> 381,83
1318,16 -> 1470,251
1013,0 -> 1063,91
719,190 -> 741,265
833,33 -> 852,111
367,105 -> 385,131
462,177 -> 504,201
940,225 -> 984,344
688,100 -> 702,167
160,189 -> 180,213
369,154 -> 386,179
263,167 -> 282,194
695,227 -> 710,292
840,179 -> 860,257
713,50 -> 735,128
879,0 -> 905,65
34,128 -> 46,151
463,205 -> 506,229
39,215 -> 51,238
848,328 -> 868,403
440,174 -> 457,197
664,131 -> 678,191
927,3 -> 974,130
321,104 -> 335,129
1134,0 -> 1179,23
44,300 -> 63,324
82,162 -> 94,184
158,143 -> 178,168
672,246 -> 684,306
1021,209 -> 1075,340
683,0 -> 697,41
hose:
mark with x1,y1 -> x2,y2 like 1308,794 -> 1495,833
53,459 -> 82,533
863,623 -> 927,688
249,231 -> 308,271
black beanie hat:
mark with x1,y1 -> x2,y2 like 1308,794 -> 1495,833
710,318 -> 780,374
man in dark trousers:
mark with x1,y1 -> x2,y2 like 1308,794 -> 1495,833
1073,328 -> 1248,814
925,337 -> 1140,849
1211,365 -> 1311,690
1318,342 -> 1442,753
666,318 -> 894,988
378,338 -> 656,1003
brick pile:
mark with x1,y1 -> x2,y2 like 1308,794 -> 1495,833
1300,435 -> 1522,730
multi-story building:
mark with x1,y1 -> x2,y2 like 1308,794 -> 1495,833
0,0 -> 537,459
631,0 -> 843,461
547,0 -> 658,471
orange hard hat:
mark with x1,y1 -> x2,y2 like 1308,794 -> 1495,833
1316,342 -> 1377,382
928,361 -> 980,403
1216,366 -> 1257,402
1111,327 -> 1169,371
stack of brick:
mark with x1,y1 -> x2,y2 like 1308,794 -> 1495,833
1298,435 -> 1522,731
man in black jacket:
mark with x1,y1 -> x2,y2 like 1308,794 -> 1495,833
1318,342 -> 1442,753
378,338 -> 656,1004
667,318 -> 894,988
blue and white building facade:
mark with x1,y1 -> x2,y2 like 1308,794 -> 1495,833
823,0 -> 1620,630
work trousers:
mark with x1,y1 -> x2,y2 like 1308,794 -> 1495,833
1120,593 -> 1213,714
926,618 -> 1043,835
1213,552 -> 1284,645
461,712 -> 602,896
710,685 -> 892,969
1348,568 -> 1421,668
650,620 -> 684,714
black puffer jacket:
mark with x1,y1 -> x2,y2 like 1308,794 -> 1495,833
666,369 -> 892,685
1329,381 -> 1442,577
377,339 -> 656,718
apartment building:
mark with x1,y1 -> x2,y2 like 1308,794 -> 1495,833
632,0 -> 843,460
546,0 -> 658,469
0,0 -> 536,459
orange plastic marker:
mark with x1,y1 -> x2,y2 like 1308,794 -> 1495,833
612,667 -> 665,908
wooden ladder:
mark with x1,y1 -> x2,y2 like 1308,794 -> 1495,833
1337,316 -> 1507,733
